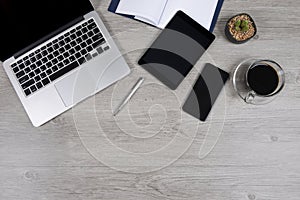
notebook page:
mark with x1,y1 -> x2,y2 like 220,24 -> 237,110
116,0 -> 168,25
157,0 -> 219,30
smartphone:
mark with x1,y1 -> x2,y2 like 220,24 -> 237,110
182,63 -> 229,121
138,11 -> 215,90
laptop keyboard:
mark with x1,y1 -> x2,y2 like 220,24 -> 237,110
10,18 -> 110,97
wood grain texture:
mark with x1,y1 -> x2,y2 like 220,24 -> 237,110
1,0 -> 300,199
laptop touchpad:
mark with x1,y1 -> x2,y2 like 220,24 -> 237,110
54,69 -> 97,107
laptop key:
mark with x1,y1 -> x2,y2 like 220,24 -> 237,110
24,67 -> 31,73
34,68 -> 41,74
86,39 -> 92,45
70,34 -> 76,40
34,75 -> 41,82
82,34 -> 88,40
40,72 -> 47,78
46,42 -> 52,47
36,53 -> 42,59
41,57 -> 48,63
86,45 -> 93,52
19,63 -> 25,69
85,54 -> 92,61
52,66 -> 58,72
63,52 -> 70,58
97,47 -> 104,54
78,57 -> 86,65
59,40 -> 65,46
30,64 -> 37,70
42,78 -> 50,86
65,37 -> 71,43
13,67 -> 19,73
46,62 -> 52,68
63,59 -> 70,65
92,52 -> 98,58
80,49 -> 87,55
25,60 -> 31,66
82,27 -> 88,33
19,75 -> 29,84
47,54 -> 54,60
76,31 -> 82,37
80,42 -> 87,48
87,23 -> 97,30
30,85 -> 37,93
58,47 -> 65,54
65,44 -> 71,50
69,48 -> 76,55
49,61 -> 79,81
57,62 -> 64,69
93,28 -> 100,34
76,25 -> 82,30
92,34 -> 102,42
24,89 -> 31,96
76,37 -> 82,43
36,82 -> 43,89
53,43 -> 59,49
29,72 -> 35,78
92,38 -> 105,48
36,60 -> 42,67
41,50 -> 48,56
52,58 -> 58,65
16,70 -> 25,78
70,41 -> 76,47
48,47 -> 54,53
40,65 -> 47,71
21,79 -> 34,89
87,31 -> 93,37
57,55 -> 64,61
75,45 -> 81,51
69,55 -> 76,62
46,69 -> 52,75
75,52 -> 81,58
53,50 -> 59,57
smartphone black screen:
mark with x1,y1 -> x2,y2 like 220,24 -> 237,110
182,63 -> 229,121
138,11 -> 215,90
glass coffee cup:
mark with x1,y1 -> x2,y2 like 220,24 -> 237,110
233,59 -> 285,104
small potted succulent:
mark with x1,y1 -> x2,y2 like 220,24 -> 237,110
225,13 -> 257,44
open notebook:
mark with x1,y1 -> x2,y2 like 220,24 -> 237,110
108,0 -> 224,32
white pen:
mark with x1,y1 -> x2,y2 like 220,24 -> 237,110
113,77 -> 145,116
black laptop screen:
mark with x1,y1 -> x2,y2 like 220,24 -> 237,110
0,0 -> 93,61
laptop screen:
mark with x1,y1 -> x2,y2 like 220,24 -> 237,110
0,0 -> 93,61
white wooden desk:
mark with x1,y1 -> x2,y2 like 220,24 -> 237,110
1,0 -> 300,199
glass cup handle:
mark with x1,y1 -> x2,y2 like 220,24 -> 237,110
245,91 -> 256,103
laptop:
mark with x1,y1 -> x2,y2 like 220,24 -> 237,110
0,0 -> 131,127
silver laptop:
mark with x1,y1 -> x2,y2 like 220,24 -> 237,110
0,0 -> 130,127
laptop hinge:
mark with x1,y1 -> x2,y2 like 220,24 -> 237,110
14,16 -> 84,59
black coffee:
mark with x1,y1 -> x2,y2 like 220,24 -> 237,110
247,64 -> 279,95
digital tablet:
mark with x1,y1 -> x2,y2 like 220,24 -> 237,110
138,11 -> 215,90
182,63 -> 229,121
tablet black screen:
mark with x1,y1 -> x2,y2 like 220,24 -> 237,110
183,63 -> 229,121
138,11 -> 215,90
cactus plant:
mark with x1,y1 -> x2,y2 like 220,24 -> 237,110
225,13 -> 257,44
234,19 -> 249,32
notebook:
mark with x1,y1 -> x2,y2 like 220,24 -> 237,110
108,0 -> 224,32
